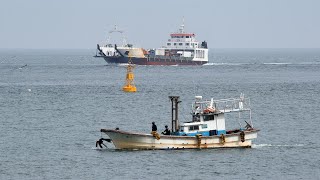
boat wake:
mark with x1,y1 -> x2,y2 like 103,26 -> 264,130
91,147 -> 114,151
117,63 -> 130,66
252,144 -> 304,148
204,62 -> 320,66
203,62 -> 246,66
263,62 -> 292,65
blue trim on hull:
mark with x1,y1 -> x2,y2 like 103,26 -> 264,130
174,130 -> 226,136
216,130 -> 226,135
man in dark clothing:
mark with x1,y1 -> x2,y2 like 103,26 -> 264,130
151,122 -> 160,140
161,125 -> 171,135
152,122 -> 157,132
96,138 -> 111,148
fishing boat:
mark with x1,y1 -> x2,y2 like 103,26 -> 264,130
95,21 -> 209,65
100,94 -> 259,150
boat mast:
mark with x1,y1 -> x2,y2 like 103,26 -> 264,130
169,96 -> 180,133
107,25 -> 127,46
179,17 -> 185,33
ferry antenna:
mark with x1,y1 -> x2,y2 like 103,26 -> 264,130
179,17 -> 185,33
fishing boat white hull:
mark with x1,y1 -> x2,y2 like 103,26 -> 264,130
101,129 -> 259,150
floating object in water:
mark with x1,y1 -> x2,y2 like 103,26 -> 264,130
18,64 -> 28,69
122,53 -> 137,92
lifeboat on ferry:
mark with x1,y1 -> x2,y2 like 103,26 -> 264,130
203,107 -> 215,113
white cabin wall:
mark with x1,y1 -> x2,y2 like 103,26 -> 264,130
205,120 -> 216,131
155,49 -> 165,56
193,48 -> 208,61
217,114 -> 226,131
101,47 -> 117,56
204,49 -> 209,61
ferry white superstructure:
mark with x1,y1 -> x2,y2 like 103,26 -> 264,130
96,21 -> 209,65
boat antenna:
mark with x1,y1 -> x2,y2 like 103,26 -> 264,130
179,17 -> 185,33
107,25 -> 127,46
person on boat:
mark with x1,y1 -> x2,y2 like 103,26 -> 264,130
96,138 -> 111,148
152,122 -> 157,132
161,125 -> 171,135
151,122 -> 160,140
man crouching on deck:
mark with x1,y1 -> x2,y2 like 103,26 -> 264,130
96,138 -> 111,148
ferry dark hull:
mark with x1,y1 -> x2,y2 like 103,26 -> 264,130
99,56 -> 207,65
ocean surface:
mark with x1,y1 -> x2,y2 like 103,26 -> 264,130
1,48 -> 320,179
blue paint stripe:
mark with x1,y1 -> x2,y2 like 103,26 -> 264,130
175,130 -> 226,136
217,130 -> 226,135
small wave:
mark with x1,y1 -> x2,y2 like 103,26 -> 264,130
252,144 -> 304,148
263,62 -> 320,65
203,62 -> 245,66
263,62 -> 292,65
91,147 -> 113,151
117,63 -> 130,66
296,62 -> 320,65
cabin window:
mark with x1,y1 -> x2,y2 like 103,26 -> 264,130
202,124 -> 208,129
189,125 -> 199,131
193,114 -> 200,121
186,43 -> 190,46
167,43 -> 171,46
186,36 -> 189,38
203,115 -> 214,121
179,43 -> 183,46
174,43 -> 177,46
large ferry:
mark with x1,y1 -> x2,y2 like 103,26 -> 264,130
95,22 -> 209,65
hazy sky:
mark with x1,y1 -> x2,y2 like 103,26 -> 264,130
0,0 -> 319,49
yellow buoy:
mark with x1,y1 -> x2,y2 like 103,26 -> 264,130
122,53 -> 137,92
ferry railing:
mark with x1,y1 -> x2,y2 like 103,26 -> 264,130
195,97 -> 251,113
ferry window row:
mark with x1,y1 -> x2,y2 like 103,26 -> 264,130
195,50 -> 205,58
167,43 -> 197,46
171,36 -> 191,38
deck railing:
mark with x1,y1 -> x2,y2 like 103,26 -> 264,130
194,96 -> 251,114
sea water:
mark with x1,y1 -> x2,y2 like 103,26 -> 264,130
0,48 -> 320,179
